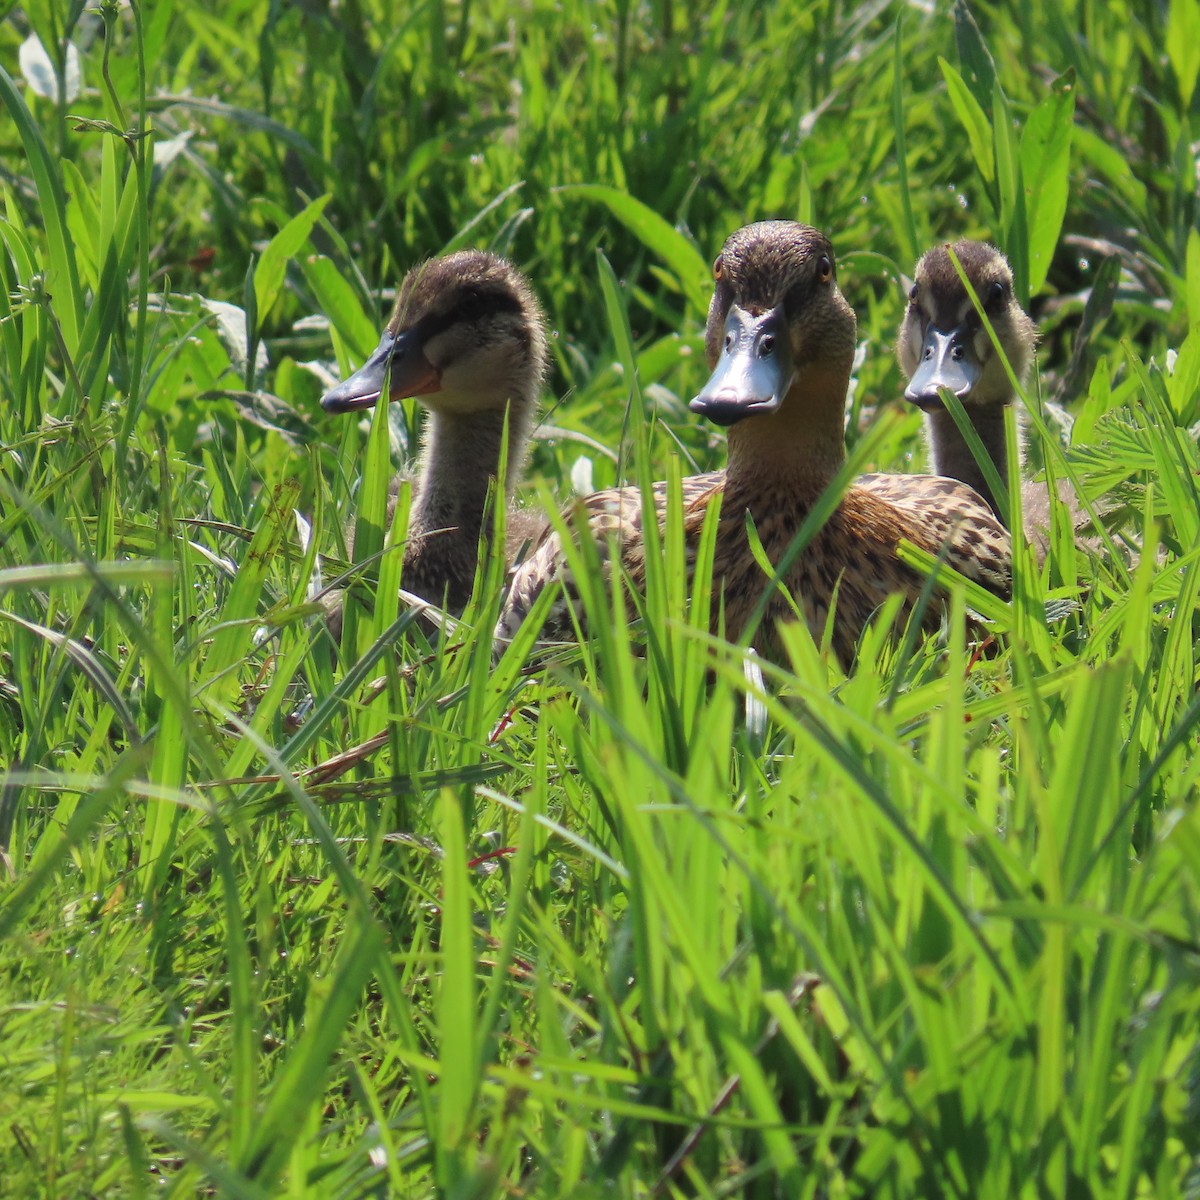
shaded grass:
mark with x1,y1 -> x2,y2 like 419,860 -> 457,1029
1,0 -> 1199,1196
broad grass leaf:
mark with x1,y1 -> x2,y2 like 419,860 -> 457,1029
1047,660 -> 1132,897
300,252 -> 379,362
1168,0 -> 1200,107
198,298 -> 268,378
1020,71 -> 1075,296
992,84 -> 1028,303
341,381 -> 394,662
952,0 -> 997,111
938,58 -> 994,190
1186,227 -> 1200,330
62,159 -> 102,281
0,560 -> 172,590
0,66 -> 82,350
1167,329 -> 1200,423
1073,125 -> 1150,215
252,194 -> 329,327
560,185 -> 710,314
77,134 -> 146,397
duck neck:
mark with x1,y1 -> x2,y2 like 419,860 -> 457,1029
724,367 -> 848,501
926,404 -> 1008,517
410,401 -> 531,545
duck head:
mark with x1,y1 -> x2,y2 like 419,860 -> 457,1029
690,221 -> 856,430
897,241 -> 1036,413
321,250 -> 546,417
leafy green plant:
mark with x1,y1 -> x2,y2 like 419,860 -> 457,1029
1,0 -> 1197,1196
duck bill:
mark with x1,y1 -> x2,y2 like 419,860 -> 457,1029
689,305 -> 793,428
321,327 -> 442,413
904,323 -> 982,413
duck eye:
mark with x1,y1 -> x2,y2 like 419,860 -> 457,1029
817,255 -> 833,283
909,283 -> 919,302
452,289 -> 489,322
713,255 -> 723,280
986,280 -> 1006,307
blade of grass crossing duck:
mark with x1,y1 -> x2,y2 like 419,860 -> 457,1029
452,429 -> 519,744
342,380 -> 394,664
372,478 -> 411,650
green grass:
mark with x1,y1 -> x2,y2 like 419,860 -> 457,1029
2,0 -> 1199,1194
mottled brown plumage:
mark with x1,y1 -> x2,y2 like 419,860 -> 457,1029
895,240 -> 1081,557
322,249 -> 547,613
498,222 -> 1011,664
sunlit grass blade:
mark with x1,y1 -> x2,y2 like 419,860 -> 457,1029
560,185 -> 711,314
432,788 -> 478,1188
196,476 -> 302,707
0,65 -> 82,350
3,1 -> 1198,1193
239,922 -> 383,1185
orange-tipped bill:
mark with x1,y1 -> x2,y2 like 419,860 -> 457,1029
321,327 -> 441,413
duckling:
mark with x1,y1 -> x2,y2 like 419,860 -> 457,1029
896,240 -> 1075,554
322,249 -> 547,614
498,222 -> 1011,665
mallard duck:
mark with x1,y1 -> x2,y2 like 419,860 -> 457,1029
322,249 -> 547,613
896,240 -> 1077,554
497,222 -> 1011,665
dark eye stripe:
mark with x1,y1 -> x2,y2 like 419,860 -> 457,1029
412,289 -> 524,339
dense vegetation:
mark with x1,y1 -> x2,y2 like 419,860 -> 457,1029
1,0 -> 1198,1194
